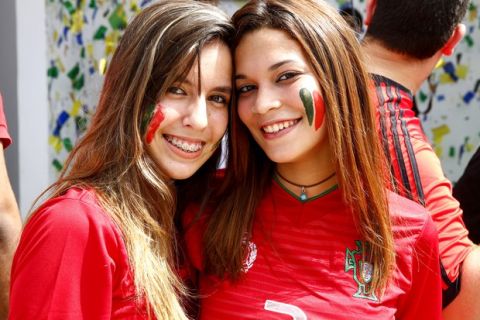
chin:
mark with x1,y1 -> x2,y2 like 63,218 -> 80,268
162,165 -> 201,181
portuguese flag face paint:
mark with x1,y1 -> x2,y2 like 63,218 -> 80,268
313,90 -> 325,130
299,88 -> 325,130
142,103 -> 165,144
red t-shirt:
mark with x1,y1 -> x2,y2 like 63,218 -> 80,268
184,182 -> 442,319
371,74 -> 473,289
0,93 -> 12,148
9,188 -> 150,319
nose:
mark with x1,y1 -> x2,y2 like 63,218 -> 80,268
182,97 -> 208,130
251,86 -> 281,114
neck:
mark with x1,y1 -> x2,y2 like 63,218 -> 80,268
362,38 -> 440,93
276,160 -> 337,200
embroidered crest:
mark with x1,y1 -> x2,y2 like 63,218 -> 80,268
344,240 -> 378,301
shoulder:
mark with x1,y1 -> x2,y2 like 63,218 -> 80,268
388,191 -> 437,245
23,188 -> 122,248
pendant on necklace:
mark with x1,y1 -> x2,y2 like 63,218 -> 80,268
300,186 -> 308,201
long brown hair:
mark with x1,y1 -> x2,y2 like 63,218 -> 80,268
32,1 -> 233,318
204,0 -> 394,294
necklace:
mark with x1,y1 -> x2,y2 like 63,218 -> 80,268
275,170 -> 336,201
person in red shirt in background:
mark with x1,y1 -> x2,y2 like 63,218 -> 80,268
362,0 -> 480,318
0,93 -> 20,319
8,1 -> 233,319
183,0 -> 442,318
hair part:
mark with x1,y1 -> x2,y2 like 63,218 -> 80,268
204,0 -> 395,294
33,1 -> 233,318
365,0 -> 469,59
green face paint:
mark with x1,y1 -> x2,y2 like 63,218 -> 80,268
141,104 -> 156,134
299,88 -> 314,126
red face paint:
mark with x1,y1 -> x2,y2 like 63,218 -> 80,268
145,104 -> 165,144
313,91 -> 325,130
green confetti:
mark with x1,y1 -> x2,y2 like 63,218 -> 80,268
418,91 -> 428,103
67,63 -> 80,80
52,159 -> 63,172
108,5 -> 127,30
63,138 -> 73,152
72,74 -> 85,90
93,25 -> 108,40
299,88 -> 314,126
80,47 -> 85,58
47,66 -> 59,78
89,0 -> 97,9
464,34 -> 474,48
449,146 -> 455,157
63,1 -> 76,15
75,116 -> 88,134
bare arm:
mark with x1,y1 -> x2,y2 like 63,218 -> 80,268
0,145 -> 21,318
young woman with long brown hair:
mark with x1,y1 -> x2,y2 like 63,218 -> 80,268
183,0 -> 442,318
9,1 -> 233,319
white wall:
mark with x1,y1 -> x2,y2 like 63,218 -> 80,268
15,0 -> 49,217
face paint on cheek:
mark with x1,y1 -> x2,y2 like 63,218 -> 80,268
142,104 -> 165,144
299,88 -> 314,126
313,90 -> 325,130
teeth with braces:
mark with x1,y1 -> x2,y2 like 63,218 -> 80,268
262,120 -> 298,134
166,136 -> 203,153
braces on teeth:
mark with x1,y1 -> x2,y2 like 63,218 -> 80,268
166,136 -> 202,152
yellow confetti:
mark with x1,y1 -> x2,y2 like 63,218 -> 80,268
130,0 -> 140,13
53,30 -> 59,43
99,58 -> 107,75
466,142 -> 475,153
86,44 -> 94,58
71,100 -> 82,116
433,146 -> 443,158
71,10 -> 84,33
49,136 -> 63,153
432,124 -> 450,146
439,73 -> 455,84
469,7 -> 478,22
63,13 -> 71,27
55,58 -> 66,73
434,58 -> 445,69
456,65 -> 468,79
105,30 -> 120,55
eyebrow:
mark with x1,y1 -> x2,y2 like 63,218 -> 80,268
213,86 -> 232,94
235,59 -> 296,80
174,78 -> 231,94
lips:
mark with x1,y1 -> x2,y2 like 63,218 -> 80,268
261,119 -> 299,134
164,135 -> 204,153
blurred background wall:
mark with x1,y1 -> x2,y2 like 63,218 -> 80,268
0,0 -> 478,217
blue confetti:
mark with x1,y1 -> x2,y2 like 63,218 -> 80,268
437,95 -> 445,101
443,62 -> 458,82
63,26 -> 69,41
463,91 -> 475,104
76,33 -> 84,45
140,0 -> 153,8
53,111 -> 70,136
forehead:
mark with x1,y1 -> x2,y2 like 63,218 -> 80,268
235,28 -> 307,68
185,41 -> 233,83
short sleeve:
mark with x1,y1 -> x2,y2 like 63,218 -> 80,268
9,196 -> 122,319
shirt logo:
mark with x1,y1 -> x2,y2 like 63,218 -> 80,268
242,240 -> 257,272
344,240 -> 378,301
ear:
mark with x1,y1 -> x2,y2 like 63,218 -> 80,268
364,0 -> 377,26
441,24 -> 466,56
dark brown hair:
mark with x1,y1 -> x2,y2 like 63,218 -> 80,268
203,0 -> 394,294
365,0 -> 469,59
32,1 -> 233,318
